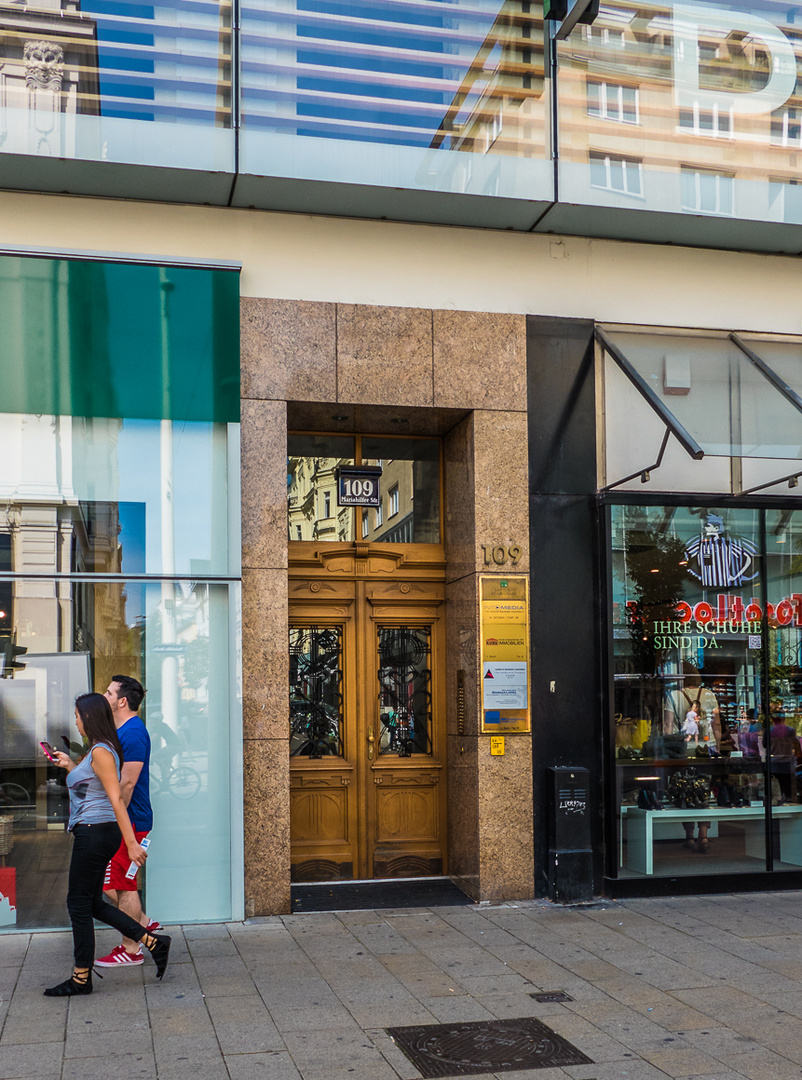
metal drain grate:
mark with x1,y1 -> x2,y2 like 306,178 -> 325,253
530,990 -> 574,1003
387,1017 -> 593,1077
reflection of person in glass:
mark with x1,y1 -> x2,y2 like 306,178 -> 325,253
681,700 -> 700,743
764,702 -> 799,804
44,694 -> 170,996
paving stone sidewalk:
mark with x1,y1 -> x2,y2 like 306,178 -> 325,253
3,892 -> 802,1080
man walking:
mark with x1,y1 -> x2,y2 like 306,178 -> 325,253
96,675 -> 162,966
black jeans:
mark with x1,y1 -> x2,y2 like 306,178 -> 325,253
67,823 -> 146,969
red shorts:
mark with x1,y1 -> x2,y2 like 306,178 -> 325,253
104,830 -> 149,892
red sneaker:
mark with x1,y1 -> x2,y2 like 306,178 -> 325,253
146,919 -> 163,932
95,944 -> 144,967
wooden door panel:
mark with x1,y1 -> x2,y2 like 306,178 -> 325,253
374,778 -> 440,842
290,769 -> 356,881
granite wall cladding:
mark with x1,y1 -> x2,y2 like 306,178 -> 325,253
241,299 -> 532,911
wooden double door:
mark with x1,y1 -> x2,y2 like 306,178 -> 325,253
289,544 -> 446,882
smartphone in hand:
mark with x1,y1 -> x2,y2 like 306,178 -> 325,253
40,741 -> 58,763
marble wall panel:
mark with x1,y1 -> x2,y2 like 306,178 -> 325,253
433,311 -> 527,412
242,568 -> 288,741
445,575 -> 479,739
241,298 -> 336,402
241,398 -> 288,571
472,409 -> 530,575
244,737 -> 291,916
447,734 -> 479,899
443,413 -> 475,585
477,735 -> 534,902
336,304 -> 433,406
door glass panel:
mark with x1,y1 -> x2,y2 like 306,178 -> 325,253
287,435 -> 356,542
611,505 -> 767,878
766,511 -> 802,861
362,437 -> 440,544
289,627 -> 344,758
377,627 -> 432,756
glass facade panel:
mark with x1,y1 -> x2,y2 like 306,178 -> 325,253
0,578 -> 235,929
239,0 -> 552,203
558,2 -> 802,224
0,415 -> 233,577
0,1 -> 233,171
602,330 -> 802,461
612,505 -> 768,879
0,259 -> 241,932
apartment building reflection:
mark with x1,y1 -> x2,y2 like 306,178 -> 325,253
433,1 -> 802,222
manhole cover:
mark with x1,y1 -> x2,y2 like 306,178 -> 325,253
530,990 -> 574,1003
387,1017 -> 593,1077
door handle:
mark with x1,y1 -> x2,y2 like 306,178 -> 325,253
367,726 -> 375,761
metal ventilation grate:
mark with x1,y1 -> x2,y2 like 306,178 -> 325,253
387,1016 -> 593,1077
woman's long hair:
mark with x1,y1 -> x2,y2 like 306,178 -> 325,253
75,692 -> 125,766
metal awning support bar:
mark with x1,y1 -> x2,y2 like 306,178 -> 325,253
595,327 -> 705,461
739,469 -> 802,496
729,333 -> 802,416
601,427 -> 671,492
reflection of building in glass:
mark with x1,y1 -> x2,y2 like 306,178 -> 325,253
431,2 -> 802,221
0,414 -> 130,667
287,456 -> 355,542
429,0 -> 546,162
362,459 -> 415,543
0,0 -> 98,156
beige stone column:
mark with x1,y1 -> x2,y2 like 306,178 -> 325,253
240,396 -> 290,915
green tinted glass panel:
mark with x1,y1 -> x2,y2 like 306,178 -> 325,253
0,256 -> 239,422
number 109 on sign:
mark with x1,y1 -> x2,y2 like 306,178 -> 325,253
337,467 -> 382,507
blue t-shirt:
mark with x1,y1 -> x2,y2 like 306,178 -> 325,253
118,715 -> 153,831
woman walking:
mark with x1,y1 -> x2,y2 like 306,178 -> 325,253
45,692 -> 171,996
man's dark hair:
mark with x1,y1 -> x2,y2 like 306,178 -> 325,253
112,674 -> 146,713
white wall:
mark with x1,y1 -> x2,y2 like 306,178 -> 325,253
1,191 -> 802,334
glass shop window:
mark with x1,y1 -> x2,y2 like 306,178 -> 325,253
288,435 -> 440,544
0,578 -> 235,929
611,503 -> 802,882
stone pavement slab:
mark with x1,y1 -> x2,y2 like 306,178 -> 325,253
5,894 -> 802,1077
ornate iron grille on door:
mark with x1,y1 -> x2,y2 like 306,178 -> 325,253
377,627 -> 432,756
289,627 -> 344,758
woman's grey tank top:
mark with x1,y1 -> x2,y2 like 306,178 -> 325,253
67,742 -> 120,831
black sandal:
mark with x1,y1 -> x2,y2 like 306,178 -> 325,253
44,968 -> 95,997
143,932 -> 172,979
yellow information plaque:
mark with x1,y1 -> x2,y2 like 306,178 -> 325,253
479,575 -> 531,734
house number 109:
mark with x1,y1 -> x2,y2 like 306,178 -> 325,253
482,545 -> 522,566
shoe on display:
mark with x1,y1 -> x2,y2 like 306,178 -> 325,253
95,944 -> 144,967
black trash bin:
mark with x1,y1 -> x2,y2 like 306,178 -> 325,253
548,766 -> 593,904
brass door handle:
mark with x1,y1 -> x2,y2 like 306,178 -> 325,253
367,726 -> 375,760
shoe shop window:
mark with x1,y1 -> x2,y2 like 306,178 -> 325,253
610,503 -> 802,880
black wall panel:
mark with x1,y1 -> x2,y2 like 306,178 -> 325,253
527,317 -> 605,897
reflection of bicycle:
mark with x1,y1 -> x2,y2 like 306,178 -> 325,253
0,783 -> 32,823
150,763 -> 201,800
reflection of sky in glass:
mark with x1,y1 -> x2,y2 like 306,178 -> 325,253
117,420 -> 224,575
243,0 -> 508,147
